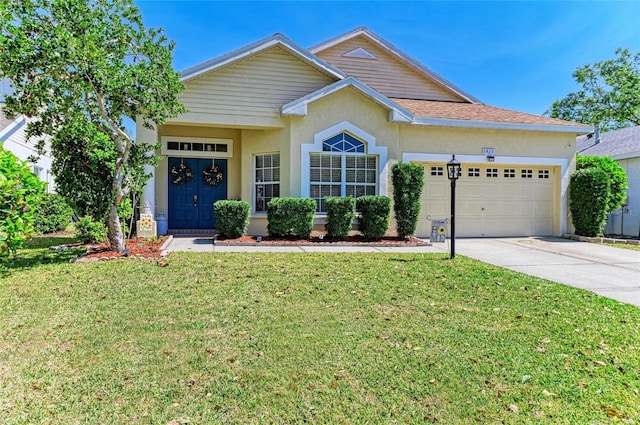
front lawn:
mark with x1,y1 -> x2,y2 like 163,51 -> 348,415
605,242 -> 640,252
1,246 -> 639,423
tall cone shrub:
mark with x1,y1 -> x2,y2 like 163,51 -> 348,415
391,162 -> 425,238
569,168 -> 610,237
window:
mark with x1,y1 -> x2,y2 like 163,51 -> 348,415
32,166 -> 42,179
430,166 -> 444,176
468,167 -> 480,177
166,141 -> 228,153
310,132 -> 376,212
486,168 -> 498,178
538,169 -> 550,179
504,168 -> 516,178
323,132 -> 365,153
255,154 -> 280,212
161,136 -> 233,158
521,169 -> 533,179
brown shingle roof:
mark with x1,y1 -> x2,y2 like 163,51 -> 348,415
391,98 -> 584,127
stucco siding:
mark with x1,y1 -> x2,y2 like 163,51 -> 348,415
398,125 -> 576,160
177,46 -> 335,124
315,35 -> 465,102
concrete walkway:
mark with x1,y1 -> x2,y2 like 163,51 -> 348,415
164,236 -> 442,254
164,236 -> 640,307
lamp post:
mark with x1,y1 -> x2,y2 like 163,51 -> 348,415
446,155 -> 462,259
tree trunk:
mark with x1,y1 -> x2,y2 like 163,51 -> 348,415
107,204 -> 125,253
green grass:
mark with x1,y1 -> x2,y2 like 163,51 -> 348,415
605,242 -> 640,252
1,244 -> 639,423
1,235 -> 85,276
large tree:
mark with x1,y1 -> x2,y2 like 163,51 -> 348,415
546,48 -> 640,131
0,0 -> 185,252
50,118 -> 155,224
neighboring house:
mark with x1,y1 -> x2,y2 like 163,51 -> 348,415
137,27 -> 591,237
577,126 -> 640,237
0,104 -> 55,193
1,79 -> 55,192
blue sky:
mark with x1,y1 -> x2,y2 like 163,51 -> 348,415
135,1 -> 640,116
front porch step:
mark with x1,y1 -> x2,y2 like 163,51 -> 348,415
168,229 -> 218,237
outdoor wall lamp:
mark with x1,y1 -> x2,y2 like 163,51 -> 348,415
446,155 -> 462,259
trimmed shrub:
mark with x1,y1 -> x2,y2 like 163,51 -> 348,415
75,216 -> 107,244
33,193 -> 74,234
325,196 -> 356,239
569,168 -> 610,237
391,162 -> 425,238
214,200 -> 251,238
577,154 -> 628,213
267,198 -> 316,239
356,195 -> 391,241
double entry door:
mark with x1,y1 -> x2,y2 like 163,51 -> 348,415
168,157 -> 227,229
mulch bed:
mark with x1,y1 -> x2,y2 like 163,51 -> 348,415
215,234 -> 429,246
74,236 -> 170,262
71,233 -> 429,262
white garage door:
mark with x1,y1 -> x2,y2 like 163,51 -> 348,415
418,163 -> 556,237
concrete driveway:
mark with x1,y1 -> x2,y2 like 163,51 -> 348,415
432,237 -> 640,307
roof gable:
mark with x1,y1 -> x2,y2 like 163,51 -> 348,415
310,27 -> 480,104
181,33 -> 346,83
177,46 -> 336,127
281,76 -> 413,123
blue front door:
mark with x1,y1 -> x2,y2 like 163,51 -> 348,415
168,157 -> 228,229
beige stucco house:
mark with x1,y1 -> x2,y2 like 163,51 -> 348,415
137,27 -> 591,238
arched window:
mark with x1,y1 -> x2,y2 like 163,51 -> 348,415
310,132 -> 377,212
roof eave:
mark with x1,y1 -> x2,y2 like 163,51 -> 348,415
181,34 -> 347,83
413,117 -> 593,134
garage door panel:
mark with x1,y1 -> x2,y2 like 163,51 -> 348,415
537,185 -> 553,200
517,201 -> 538,217
425,200 -> 447,217
534,220 -> 553,235
419,163 -> 556,237
461,200 -> 484,217
460,219 -> 483,236
427,183 -> 448,197
502,185 -> 520,198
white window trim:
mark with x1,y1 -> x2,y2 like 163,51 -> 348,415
161,136 -> 233,158
402,152 -> 569,235
301,121 -> 387,198
253,152 -> 280,215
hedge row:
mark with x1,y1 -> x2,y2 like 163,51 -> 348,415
213,196 -> 392,240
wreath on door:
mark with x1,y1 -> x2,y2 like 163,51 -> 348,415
203,164 -> 224,186
170,163 -> 193,185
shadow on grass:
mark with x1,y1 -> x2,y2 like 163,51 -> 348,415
1,235 -> 85,276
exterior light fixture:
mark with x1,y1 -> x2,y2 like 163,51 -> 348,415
446,155 -> 462,259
